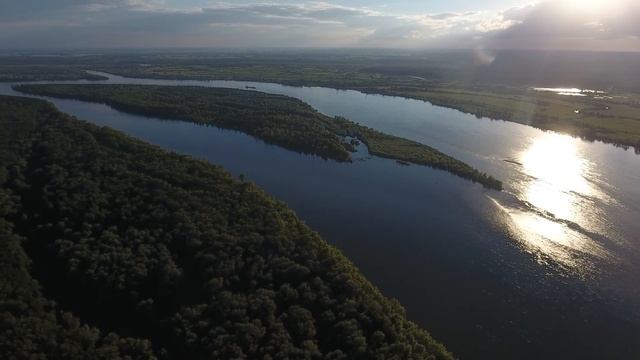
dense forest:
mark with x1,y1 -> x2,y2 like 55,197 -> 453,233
0,95 -> 453,359
14,84 -> 502,190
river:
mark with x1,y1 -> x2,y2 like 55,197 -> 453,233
1,72 -> 639,359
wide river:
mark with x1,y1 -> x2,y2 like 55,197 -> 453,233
2,72 -> 639,359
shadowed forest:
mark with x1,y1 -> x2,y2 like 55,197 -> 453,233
0,95 -> 452,359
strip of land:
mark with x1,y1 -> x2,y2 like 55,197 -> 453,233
0,65 -> 107,82
15,84 -> 503,190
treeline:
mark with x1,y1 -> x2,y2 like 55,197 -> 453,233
0,95 -> 453,359
0,65 -> 106,82
14,84 -> 502,189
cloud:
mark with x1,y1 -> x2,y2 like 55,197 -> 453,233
482,0 -> 640,51
0,0 -> 519,48
0,0 -> 638,50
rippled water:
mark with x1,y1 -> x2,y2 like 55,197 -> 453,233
1,73 -> 639,359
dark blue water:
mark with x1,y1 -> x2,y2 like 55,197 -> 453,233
1,76 -> 639,359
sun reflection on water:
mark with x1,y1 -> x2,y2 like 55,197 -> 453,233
493,132 -> 611,273
520,132 -> 593,223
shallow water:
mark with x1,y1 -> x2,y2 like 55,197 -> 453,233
1,73 -> 639,359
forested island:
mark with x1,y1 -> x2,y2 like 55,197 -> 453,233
0,95 -> 452,359
15,84 -> 503,190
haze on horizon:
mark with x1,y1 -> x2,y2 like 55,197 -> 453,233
1,0 -> 639,52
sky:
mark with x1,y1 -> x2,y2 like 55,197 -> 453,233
0,0 -> 639,51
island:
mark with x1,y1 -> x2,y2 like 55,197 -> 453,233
14,84 -> 503,190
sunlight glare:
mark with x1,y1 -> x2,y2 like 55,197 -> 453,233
491,132 -> 613,273
561,0 -> 632,16
520,132 -> 591,210
563,0 -> 609,12
518,132 -> 610,231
